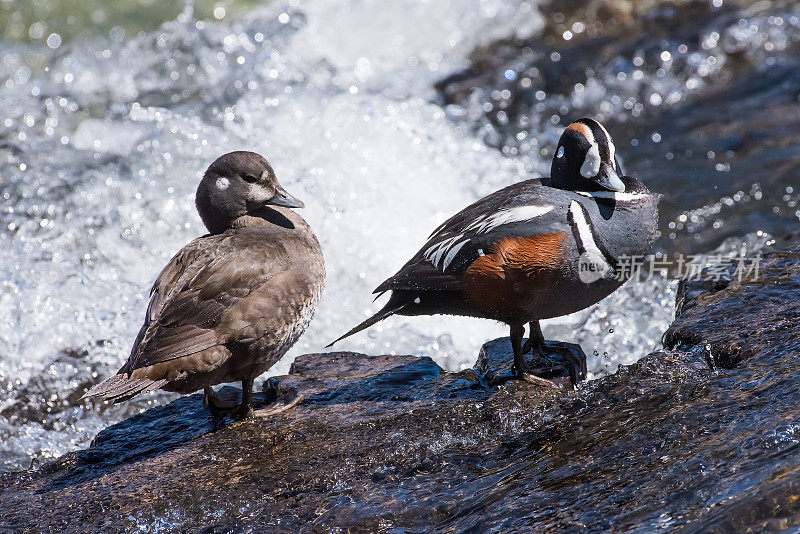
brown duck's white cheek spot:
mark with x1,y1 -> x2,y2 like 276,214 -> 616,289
556,145 -> 565,159
215,177 -> 230,190
249,183 -> 273,203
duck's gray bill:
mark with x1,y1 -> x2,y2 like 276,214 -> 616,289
267,187 -> 304,208
594,163 -> 625,192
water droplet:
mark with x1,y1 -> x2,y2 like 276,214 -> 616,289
46,33 -> 62,49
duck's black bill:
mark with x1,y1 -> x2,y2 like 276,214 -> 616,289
268,187 -> 304,208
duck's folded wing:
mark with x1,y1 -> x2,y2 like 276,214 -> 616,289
375,187 -> 566,293
425,178 -> 544,239
123,235 -> 289,373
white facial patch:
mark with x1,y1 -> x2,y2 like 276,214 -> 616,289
248,183 -> 273,203
580,138 -> 602,178
215,177 -> 230,190
556,145 -> 565,158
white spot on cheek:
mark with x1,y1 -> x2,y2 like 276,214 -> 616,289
557,146 -> 565,158
249,184 -> 273,203
580,142 -> 601,178
215,177 -> 229,190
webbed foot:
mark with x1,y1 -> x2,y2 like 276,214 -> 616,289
204,377 -> 255,420
253,394 -> 304,417
232,402 -> 254,421
203,386 -> 239,413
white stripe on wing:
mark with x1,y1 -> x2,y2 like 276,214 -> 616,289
425,205 -> 554,270
463,205 -> 554,234
441,239 -> 468,271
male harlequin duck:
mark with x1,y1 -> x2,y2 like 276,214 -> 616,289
84,151 -> 325,419
331,118 -> 658,383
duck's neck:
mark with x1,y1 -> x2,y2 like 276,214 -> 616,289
230,215 -> 265,228
231,206 -> 298,230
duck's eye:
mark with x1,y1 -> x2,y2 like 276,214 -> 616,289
242,174 -> 258,183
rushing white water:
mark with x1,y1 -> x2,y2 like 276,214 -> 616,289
0,0 -> 678,471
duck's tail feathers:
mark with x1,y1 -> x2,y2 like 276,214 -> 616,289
327,297 -> 410,347
82,373 -> 168,404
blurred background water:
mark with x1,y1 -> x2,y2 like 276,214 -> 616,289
0,0 -> 798,472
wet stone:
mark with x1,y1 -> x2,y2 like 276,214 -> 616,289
0,350 -> 559,532
476,337 -> 587,387
4,244 -> 800,532
665,246 -> 800,368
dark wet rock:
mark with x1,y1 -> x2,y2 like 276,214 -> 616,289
476,337 -> 587,387
665,246 -> 800,367
0,353 -> 560,532
4,244 -> 800,532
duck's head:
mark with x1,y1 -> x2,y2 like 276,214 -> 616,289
196,151 -> 304,233
550,118 -> 625,193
